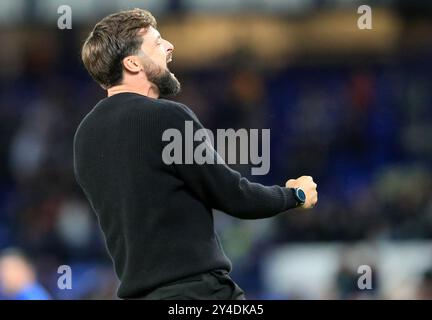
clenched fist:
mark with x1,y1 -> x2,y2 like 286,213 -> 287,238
286,176 -> 318,209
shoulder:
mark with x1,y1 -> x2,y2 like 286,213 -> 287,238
152,98 -> 198,122
94,94 -> 199,127
156,98 -> 193,114
109,94 -> 191,117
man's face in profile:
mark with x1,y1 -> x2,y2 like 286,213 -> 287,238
136,26 -> 181,97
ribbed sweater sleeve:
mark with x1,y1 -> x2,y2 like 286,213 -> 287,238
159,102 -> 298,219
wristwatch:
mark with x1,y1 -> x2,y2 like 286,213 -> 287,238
292,187 -> 306,207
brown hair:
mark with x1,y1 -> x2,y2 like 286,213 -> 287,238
81,9 -> 157,89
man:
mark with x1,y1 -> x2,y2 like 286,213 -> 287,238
0,248 -> 51,300
74,8 -> 318,300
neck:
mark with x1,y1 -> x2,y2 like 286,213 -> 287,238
107,82 -> 160,99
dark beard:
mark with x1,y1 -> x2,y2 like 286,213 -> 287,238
146,67 -> 181,98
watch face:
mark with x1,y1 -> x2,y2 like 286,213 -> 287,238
297,189 -> 306,203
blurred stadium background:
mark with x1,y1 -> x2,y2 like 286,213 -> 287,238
0,0 -> 432,299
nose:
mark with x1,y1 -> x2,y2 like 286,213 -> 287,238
163,39 -> 174,54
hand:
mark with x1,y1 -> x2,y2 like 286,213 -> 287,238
286,176 -> 318,209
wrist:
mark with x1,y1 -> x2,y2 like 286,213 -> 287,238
291,187 -> 306,207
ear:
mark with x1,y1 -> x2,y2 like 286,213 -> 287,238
122,56 -> 142,73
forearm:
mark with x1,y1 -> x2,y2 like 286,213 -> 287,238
175,159 -> 297,219
162,102 -> 298,219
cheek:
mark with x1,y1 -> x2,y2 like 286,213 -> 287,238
157,53 -> 167,65
145,51 -> 166,68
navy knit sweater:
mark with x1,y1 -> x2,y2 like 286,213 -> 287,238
73,92 -> 297,298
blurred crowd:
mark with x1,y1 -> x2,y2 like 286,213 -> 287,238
0,18 -> 432,298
